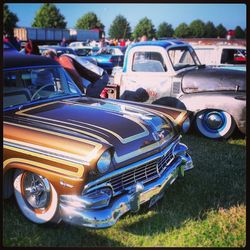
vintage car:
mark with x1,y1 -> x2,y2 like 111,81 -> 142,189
68,41 -> 89,48
70,46 -> 100,56
85,46 -> 125,74
112,40 -> 246,139
192,44 -> 246,71
39,45 -> 77,57
3,51 -> 193,228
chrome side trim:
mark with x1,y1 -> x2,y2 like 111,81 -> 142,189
4,140 -> 89,166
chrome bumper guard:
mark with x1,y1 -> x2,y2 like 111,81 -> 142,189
59,147 -> 193,228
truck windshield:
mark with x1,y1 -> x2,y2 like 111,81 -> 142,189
168,46 -> 201,71
3,66 -> 80,109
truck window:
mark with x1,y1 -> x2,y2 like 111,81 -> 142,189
221,49 -> 246,64
168,46 -> 199,71
132,52 -> 166,72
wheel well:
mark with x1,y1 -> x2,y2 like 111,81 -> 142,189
3,168 -> 16,199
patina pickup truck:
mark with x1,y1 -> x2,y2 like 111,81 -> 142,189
111,40 -> 246,139
3,51 -> 193,228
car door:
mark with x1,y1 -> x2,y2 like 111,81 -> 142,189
120,46 -> 173,103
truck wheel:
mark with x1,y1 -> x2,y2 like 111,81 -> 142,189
195,110 -> 235,139
13,169 -> 60,224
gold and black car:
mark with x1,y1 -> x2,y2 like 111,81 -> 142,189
3,51 -> 193,228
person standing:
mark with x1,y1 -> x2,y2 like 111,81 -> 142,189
119,39 -> 125,46
60,37 -> 68,47
24,40 -> 40,55
140,35 -> 148,42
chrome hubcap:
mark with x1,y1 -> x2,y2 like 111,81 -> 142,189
205,113 -> 223,130
23,173 -> 51,209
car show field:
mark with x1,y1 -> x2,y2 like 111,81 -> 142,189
3,3 -> 246,247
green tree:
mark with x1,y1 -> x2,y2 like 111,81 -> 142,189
3,4 -> 19,35
216,24 -> 227,38
204,21 -> 217,38
174,23 -> 191,38
32,3 -> 66,28
108,15 -> 131,39
234,26 -> 245,38
156,22 -> 174,38
189,19 -> 205,38
133,17 -> 156,39
75,12 -> 104,30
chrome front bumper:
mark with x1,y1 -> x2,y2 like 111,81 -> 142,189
59,151 -> 193,228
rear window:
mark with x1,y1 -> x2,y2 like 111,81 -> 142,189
132,51 -> 166,72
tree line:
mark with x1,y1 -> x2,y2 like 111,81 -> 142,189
4,3 -> 246,40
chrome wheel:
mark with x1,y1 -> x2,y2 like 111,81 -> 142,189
13,169 -> 60,224
195,110 -> 235,139
22,172 -> 51,210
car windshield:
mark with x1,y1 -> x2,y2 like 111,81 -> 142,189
168,46 -> 201,71
75,48 -> 92,56
56,48 -> 75,56
3,66 -> 80,109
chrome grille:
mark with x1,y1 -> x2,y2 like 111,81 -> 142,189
108,148 -> 175,195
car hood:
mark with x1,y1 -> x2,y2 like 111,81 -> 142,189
7,97 -> 178,166
179,67 -> 246,93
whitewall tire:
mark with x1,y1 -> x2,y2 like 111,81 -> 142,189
13,169 -> 60,224
195,110 -> 236,139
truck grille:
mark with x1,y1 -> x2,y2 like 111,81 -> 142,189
108,149 -> 175,196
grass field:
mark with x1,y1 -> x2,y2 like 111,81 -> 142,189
3,133 -> 246,247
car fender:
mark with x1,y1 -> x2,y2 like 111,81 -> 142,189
3,160 -> 85,197
179,92 -> 246,131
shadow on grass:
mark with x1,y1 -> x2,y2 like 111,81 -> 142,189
121,134 -> 246,236
3,197 -> 126,247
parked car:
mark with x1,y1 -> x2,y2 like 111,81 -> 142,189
192,44 -> 246,71
39,45 -> 77,57
3,51 -> 193,228
70,46 -> 99,65
71,46 -> 99,56
86,46 -> 125,74
111,40 -> 246,139
68,41 -> 88,48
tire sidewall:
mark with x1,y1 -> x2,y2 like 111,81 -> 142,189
195,110 -> 235,139
13,169 -> 60,224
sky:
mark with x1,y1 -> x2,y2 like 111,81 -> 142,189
7,3 -> 246,34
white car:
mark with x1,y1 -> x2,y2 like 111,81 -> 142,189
68,41 -> 88,48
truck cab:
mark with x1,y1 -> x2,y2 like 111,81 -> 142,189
110,40 -> 246,139
114,40 -> 201,103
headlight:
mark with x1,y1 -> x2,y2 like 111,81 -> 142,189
97,151 -> 111,174
182,117 -> 191,133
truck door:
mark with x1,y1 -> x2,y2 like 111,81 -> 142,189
120,46 -> 172,103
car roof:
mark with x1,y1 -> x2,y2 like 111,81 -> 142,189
192,44 -> 246,49
129,40 -> 187,49
40,45 -> 73,50
3,51 -> 60,69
